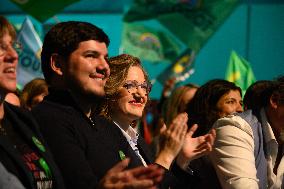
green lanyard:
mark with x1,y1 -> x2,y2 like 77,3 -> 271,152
32,136 -> 52,178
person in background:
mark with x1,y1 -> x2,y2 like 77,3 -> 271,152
210,77 -> 284,189
149,83 -> 198,156
141,77 -> 177,145
187,79 -> 243,136
186,79 -> 243,189
20,78 -> 48,110
243,80 -> 273,112
0,15 -> 65,189
156,77 -> 176,113
162,83 -> 198,126
98,54 -> 216,189
32,21 -> 164,189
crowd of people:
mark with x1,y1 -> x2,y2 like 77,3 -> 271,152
1,15 -> 284,189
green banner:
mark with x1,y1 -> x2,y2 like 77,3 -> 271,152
158,0 -> 239,52
121,22 -> 182,62
124,0 -> 202,22
124,0 -> 239,52
225,51 -> 256,96
10,0 -> 79,22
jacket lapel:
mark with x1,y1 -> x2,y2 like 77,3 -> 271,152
93,116 -> 144,167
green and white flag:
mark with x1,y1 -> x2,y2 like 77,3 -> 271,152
124,0 -> 239,53
121,22 -> 182,62
225,50 -> 256,96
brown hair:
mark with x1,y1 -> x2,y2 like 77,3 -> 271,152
162,83 -> 198,125
0,16 -> 16,40
98,54 -> 150,119
20,78 -> 48,109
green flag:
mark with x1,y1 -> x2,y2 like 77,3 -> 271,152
124,0 -> 203,22
124,0 -> 239,53
121,22 -> 182,62
225,51 -> 256,96
157,0 -> 239,52
10,0 -> 80,22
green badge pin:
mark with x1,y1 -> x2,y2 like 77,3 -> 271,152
39,158 -> 52,178
119,150 -> 126,160
32,136 -> 46,152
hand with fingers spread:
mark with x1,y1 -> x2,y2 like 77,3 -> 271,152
155,113 -> 188,169
98,158 -> 164,189
176,125 -> 216,170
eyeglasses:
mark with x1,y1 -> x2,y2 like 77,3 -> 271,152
123,80 -> 152,95
0,41 -> 22,56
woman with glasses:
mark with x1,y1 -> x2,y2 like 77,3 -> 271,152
0,16 -> 65,189
95,54 -> 215,188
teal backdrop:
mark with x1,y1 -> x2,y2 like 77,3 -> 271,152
1,0 -> 283,99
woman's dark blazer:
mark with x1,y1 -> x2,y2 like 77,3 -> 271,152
0,102 -> 65,189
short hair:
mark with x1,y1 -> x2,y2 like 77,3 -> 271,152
0,16 -> 16,41
41,21 -> 110,84
99,54 -> 150,119
162,83 -> 198,125
20,78 -> 48,109
186,79 -> 242,136
243,80 -> 272,113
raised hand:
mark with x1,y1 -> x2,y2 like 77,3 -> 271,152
155,113 -> 188,169
98,158 -> 164,189
176,124 -> 216,170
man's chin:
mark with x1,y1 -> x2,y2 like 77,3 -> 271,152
92,89 -> 105,98
85,90 -> 105,101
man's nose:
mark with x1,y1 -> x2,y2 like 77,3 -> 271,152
4,46 -> 19,62
98,57 -> 110,78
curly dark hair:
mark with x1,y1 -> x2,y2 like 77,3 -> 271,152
41,21 -> 109,84
186,79 -> 242,136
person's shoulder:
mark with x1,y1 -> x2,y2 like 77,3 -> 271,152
93,115 -> 114,129
32,99 -> 77,118
213,111 -> 254,138
4,101 -> 27,113
4,101 -> 35,121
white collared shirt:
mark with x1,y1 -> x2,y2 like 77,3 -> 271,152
113,121 -> 148,167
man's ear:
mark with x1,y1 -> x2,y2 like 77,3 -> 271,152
270,94 -> 279,109
50,54 -> 64,76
